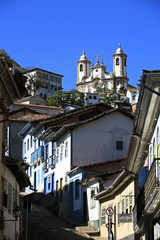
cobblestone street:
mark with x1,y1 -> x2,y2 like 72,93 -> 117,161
27,204 -> 93,240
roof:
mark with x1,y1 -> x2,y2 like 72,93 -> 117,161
125,69 -> 160,174
95,170 -> 133,200
23,67 -> 64,77
16,94 -> 46,104
0,58 -> 21,106
5,156 -> 31,188
10,113 -> 51,122
68,157 -> 126,176
13,102 -> 60,110
39,105 -> 134,141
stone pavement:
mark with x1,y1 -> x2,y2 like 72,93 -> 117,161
27,203 -> 94,240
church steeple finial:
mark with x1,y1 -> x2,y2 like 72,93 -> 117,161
83,49 -> 85,55
119,42 -> 121,48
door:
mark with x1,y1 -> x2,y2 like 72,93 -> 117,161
44,177 -> 47,195
83,191 -> 88,223
34,171 -> 37,191
52,173 -> 54,195
69,182 -> 73,212
60,178 -> 63,201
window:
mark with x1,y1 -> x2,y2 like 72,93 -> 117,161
101,207 -> 106,225
124,58 -> 126,66
55,86 -> 57,91
93,96 -> 97,100
56,180 -> 59,198
12,188 -> 16,216
153,138 -> 156,159
116,141 -> 123,150
150,146 -> 153,166
96,69 -> 98,72
38,139 -> 40,147
116,58 -> 119,65
80,64 -> 83,72
132,93 -> 136,101
30,166 -> 32,177
117,202 -> 120,214
55,77 -> 57,82
75,179 -> 80,200
46,145 -> 49,159
4,179 -> 7,208
8,183 -> 12,214
27,139 -> 29,151
126,196 -> 129,214
30,136 -> 33,148
90,189 -> 96,208
65,141 -> 68,158
122,199 -> 125,214
129,193 -> 132,213
24,142 -> 26,154
60,144 -> 63,161
58,78 -> 61,83
51,84 -> 54,90
48,176 -> 51,191
89,96 -> 92,99
44,94 -> 46,99
56,147 -> 59,162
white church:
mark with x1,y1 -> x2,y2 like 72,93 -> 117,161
76,43 -> 138,106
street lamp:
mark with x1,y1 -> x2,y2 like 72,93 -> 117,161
13,206 -> 20,221
4,206 -> 20,221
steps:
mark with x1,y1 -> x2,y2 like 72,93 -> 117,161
76,226 -> 100,238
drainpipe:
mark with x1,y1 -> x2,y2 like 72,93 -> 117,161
71,130 -> 73,168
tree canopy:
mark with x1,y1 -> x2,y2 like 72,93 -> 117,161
48,89 -> 85,107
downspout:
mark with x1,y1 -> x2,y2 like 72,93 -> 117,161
71,129 -> 73,168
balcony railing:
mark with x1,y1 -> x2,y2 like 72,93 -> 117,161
144,158 -> 160,206
31,146 -> 44,163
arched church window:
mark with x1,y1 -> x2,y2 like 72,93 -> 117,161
80,64 -> 83,72
116,58 -> 119,65
124,58 -> 126,66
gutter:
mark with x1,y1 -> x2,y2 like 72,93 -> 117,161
95,170 -> 132,200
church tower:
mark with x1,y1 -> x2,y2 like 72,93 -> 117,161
112,43 -> 128,89
77,50 -> 91,85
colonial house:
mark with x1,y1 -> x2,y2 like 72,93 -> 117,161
125,70 -> 160,239
67,157 -> 126,230
0,58 -> 20,239
4,157 -> 30,240
20,103 -> 112,196
39,104 -> 134,215
95,171 -> 136,240
23,68 -> 63,99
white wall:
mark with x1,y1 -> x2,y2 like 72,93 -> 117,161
87,182 -> 100,225
72,112 -> 133,165
54,132 -> 71,200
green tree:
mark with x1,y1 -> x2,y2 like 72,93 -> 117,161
102,95 -> 114,106
0,49 -> 12,68
0,49 -> 29,97
25,72 -> 47,96
48,89 -> 85,107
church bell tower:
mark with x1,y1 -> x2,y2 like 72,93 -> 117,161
77,50 -> 91,85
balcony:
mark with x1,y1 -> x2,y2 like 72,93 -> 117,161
43,161 -> 48,172
133,187 -> 145,233
31,146 -> 44,163
144,158 -> 160,214
48,155 -> 55,169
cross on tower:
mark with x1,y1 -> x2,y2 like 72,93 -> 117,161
95,54 -> 99,62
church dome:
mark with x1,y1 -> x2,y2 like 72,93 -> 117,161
80,49 -> 88,60
116,42 -> 124,54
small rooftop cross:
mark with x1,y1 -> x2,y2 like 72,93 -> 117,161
95,54 -> 99,62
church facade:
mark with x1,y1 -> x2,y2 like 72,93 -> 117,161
76,44 -> 138,106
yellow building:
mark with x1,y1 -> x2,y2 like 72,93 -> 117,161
95,171 -> 137,240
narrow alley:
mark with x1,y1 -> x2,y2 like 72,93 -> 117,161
27,203 -> 93,240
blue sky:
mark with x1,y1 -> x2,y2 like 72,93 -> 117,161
1,0 -> 160,90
